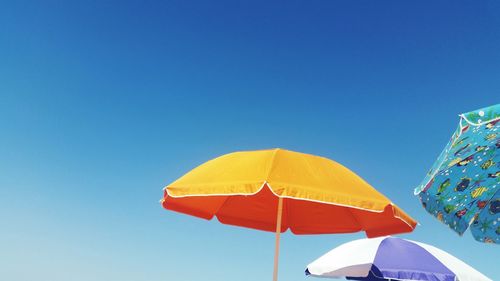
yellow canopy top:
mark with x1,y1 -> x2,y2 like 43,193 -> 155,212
166,148 -> 398,212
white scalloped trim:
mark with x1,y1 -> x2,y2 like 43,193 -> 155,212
460,113 -> 500,127
163,182 -> 416,230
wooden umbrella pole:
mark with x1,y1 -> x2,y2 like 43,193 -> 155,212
273,197 -> 284,281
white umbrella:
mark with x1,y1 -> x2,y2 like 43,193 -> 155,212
306,237 -> 491,281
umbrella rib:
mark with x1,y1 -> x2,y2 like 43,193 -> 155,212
346,207 -> 364,233
212,195 -> 233,218
265,149 -> 280,182
469,188 -> 499,242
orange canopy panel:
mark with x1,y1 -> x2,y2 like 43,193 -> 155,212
162,148 -> 416,237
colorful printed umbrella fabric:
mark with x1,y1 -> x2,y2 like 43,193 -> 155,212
305,236 -> 492,281
414,104 -> 500,243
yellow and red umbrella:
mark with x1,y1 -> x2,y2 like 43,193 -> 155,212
161,148 -> 416,281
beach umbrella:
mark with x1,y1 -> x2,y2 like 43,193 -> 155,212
161,148 -> 417,281
305,236 -> 492,281
414,104 -> 500,244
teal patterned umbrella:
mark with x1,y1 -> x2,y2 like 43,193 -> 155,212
415,104 -> 500,244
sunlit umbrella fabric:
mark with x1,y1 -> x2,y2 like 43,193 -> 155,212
162,148 -> 417,281
415,104 -> 499,243
162,148 -> 416,236
305,237 -> 492,281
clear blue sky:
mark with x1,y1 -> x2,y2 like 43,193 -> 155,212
1,1 -> 499,280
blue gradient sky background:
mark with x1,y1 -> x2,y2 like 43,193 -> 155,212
1,1 -> 499,280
